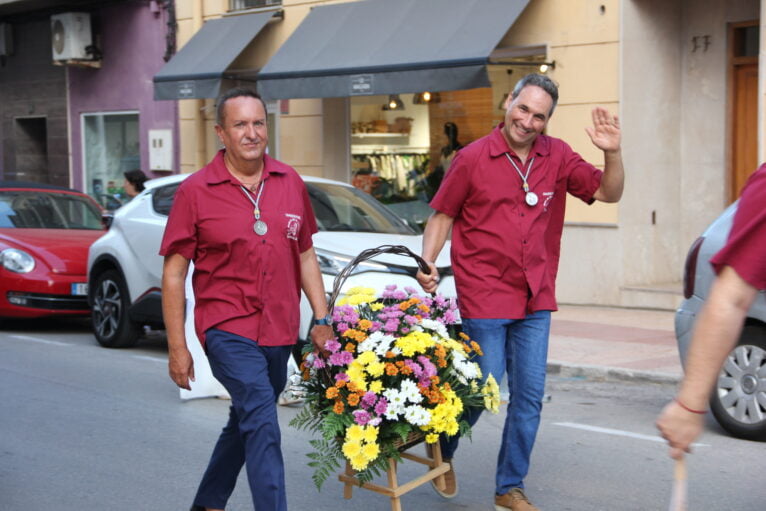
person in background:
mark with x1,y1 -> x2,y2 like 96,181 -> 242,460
426,121 -> 463,198
656,164 -> 766,459
123,169 -> 149,199
416,73 -> 625,511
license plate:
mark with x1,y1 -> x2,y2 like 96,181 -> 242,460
71,283 -> 88,296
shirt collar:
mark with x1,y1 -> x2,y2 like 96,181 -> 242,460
205,150 -> 285,185
489,122 -> 551,159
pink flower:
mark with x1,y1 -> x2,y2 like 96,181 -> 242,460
383,319 -> 400,333
329,351 -> 353,366
312,357 -> 326,369
353,409 -> 372,426
361,391 -> 377,408
335,373 -> 349,382
404,314 -> 418,325
325,339 -> 341,353
374,398 -> 388,415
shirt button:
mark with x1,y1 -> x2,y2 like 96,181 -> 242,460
521,213 -> 525,217
523,239 -> 527,244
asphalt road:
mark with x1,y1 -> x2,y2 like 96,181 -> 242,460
1,318 -> 763,511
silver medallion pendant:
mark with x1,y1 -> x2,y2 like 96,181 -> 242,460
254,220 -> 268,236
525,191 -> 539,207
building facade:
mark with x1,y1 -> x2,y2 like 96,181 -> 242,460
164,0 -> 764,309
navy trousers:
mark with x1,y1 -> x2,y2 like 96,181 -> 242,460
192,329 -> 291,511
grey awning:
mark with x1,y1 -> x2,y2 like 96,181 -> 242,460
257,0 -> 529,100
153,12 -> 276,100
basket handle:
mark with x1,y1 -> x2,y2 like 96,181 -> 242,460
328,245 -> 432,310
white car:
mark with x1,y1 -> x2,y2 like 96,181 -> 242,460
86,173 -> 456,350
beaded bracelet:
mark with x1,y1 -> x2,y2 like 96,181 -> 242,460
675,398 -> 706,414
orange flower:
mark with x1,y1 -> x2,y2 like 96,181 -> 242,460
471,341 -> 483,356
347,381 -> 361,393
333,400 -> 345,414
459,331 -> 471,341
462,342 -> 472,354
347,393 -> 360,406
358,319 -> 372,331
336,379 -> 347,389
395,361 -> 405,368
384,351 -> 396,359
399,365 -> 413,375
385,363 -> 399,376
437,358 -> 447,368
430,375 -> 440,385
325,387 -> 339,399
344,342 -> 356,352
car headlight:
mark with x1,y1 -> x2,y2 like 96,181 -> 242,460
315,249 -> 387,275
1,248 -> 35,273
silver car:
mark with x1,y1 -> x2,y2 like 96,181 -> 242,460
675,201 -> 766,439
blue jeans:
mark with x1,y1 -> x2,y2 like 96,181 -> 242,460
192,329 -> 292,511
441,311 -> 551,495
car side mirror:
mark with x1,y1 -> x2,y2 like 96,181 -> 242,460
101,212 -> 114,229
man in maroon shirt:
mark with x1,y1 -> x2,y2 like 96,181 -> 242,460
160,88 -> 333,511
657,164 -> 766,459
416,74 -> 624,511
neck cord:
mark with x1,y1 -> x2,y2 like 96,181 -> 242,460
239,180 -> 266,221
504,153 -> 535,193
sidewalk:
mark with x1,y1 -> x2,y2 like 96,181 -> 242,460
547,304 -> 682,384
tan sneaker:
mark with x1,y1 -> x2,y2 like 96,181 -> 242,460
430,457 -> 458,498
495,488 -> 540,511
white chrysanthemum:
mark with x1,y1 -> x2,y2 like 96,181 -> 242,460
399,378 -> 423,403
357,331 -> 384,353
373,333 -> 396,357
383,391 -> 406,420
404,405 -> 431,426
390,347 -> 402,356
419,318 -> 449,339
451,351 -> 480,380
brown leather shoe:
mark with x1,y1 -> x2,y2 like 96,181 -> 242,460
494,488 -> 540,511
431,457 -> 458,498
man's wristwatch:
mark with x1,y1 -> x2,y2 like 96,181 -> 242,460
313,314 -> 332,326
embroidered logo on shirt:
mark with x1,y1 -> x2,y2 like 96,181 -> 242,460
542,192 -> 554,211
285,213 -> 301,240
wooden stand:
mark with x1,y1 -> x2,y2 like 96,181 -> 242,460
338,441 -> 449,511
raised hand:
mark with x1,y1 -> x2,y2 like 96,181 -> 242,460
585,107 -> 621,152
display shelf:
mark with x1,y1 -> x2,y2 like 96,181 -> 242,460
352,133 -> 409,138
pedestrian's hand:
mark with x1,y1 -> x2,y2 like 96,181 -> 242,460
655,399 -> 704,460
585,107 -> 621,153
416,261 -> 440,294
310,324 -> 333,357
168,347 -> 195,390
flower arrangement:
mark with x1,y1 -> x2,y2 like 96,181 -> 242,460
290,285 -> 500,490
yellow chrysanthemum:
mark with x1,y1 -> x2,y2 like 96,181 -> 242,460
342,440 -> 362,459
425,433 -> 439,444
370,302 -> 384,311
366,361 -> 385,377
482,374 -> 501,414
361,442 -> 380,461
369,380 -> 383,394
346,424 -> 365,442
362,425 -> 379,443
356,350 -> 376,366
350,453 -> 370,471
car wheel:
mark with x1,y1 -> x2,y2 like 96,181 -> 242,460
709,324 -> 766,440
91,269 -> 141,348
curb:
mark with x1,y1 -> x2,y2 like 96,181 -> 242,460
546,360 -> 682,385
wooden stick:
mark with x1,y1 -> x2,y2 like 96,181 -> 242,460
668,457 -> 687,511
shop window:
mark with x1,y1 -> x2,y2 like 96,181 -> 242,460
733,25 -> 759,58
230,0 -> 281,11
82,112 -> 140,207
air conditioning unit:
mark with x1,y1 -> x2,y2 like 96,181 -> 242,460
51,12 -> 92,61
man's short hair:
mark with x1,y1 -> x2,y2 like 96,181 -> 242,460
215,87 -> 268,126
511,73 -> 559,117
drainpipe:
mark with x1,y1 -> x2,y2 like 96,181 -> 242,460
759,0 -> 766,165
193,0 -> 207,169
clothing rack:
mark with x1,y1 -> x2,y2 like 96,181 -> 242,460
351,152 -> 430,200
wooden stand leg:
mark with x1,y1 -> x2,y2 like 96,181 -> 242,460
343,461 -> 354,499
430,442 -> 446,492
387,458 -> 402,511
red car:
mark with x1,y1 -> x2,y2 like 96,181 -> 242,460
0,181 -> 104,319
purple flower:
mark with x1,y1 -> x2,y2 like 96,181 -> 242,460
370,321 -> 383,332
404,314 -> 418,325
312,357 -> 326,369
404,286 -> 419,295
336,322 -> 350,334
401,327 -> 410,334
328,351 -> 353,366
335,373 -> 349,382
443,310 -> 456,324
325,339 -> 341,353
417,355 -> 437,378
353,409 -> 372,426
434,295 -> 447,307
374,398 -> 388,415
392,290 -> 407,300
404,359 -> 423,379
361,391 -> 377,408
383,319 -> 400,333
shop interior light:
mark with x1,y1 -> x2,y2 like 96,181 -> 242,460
413,91 -> 441,104
500,60 -> 556,74
382,94 -> 405,111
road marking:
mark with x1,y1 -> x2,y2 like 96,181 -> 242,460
7,335 -> 70,346
131,355 -> 167,364
552,422 -> 709,447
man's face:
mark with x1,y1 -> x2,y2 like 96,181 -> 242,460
215,96 -> 268,163
503,85 -> 553,149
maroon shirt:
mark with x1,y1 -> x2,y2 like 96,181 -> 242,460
431,123 -> 603,319
710,164 -> 766,289
160,150 -> 317,346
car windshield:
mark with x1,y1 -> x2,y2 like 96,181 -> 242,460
307,182 -> 417,234
0,190 -> 103,230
